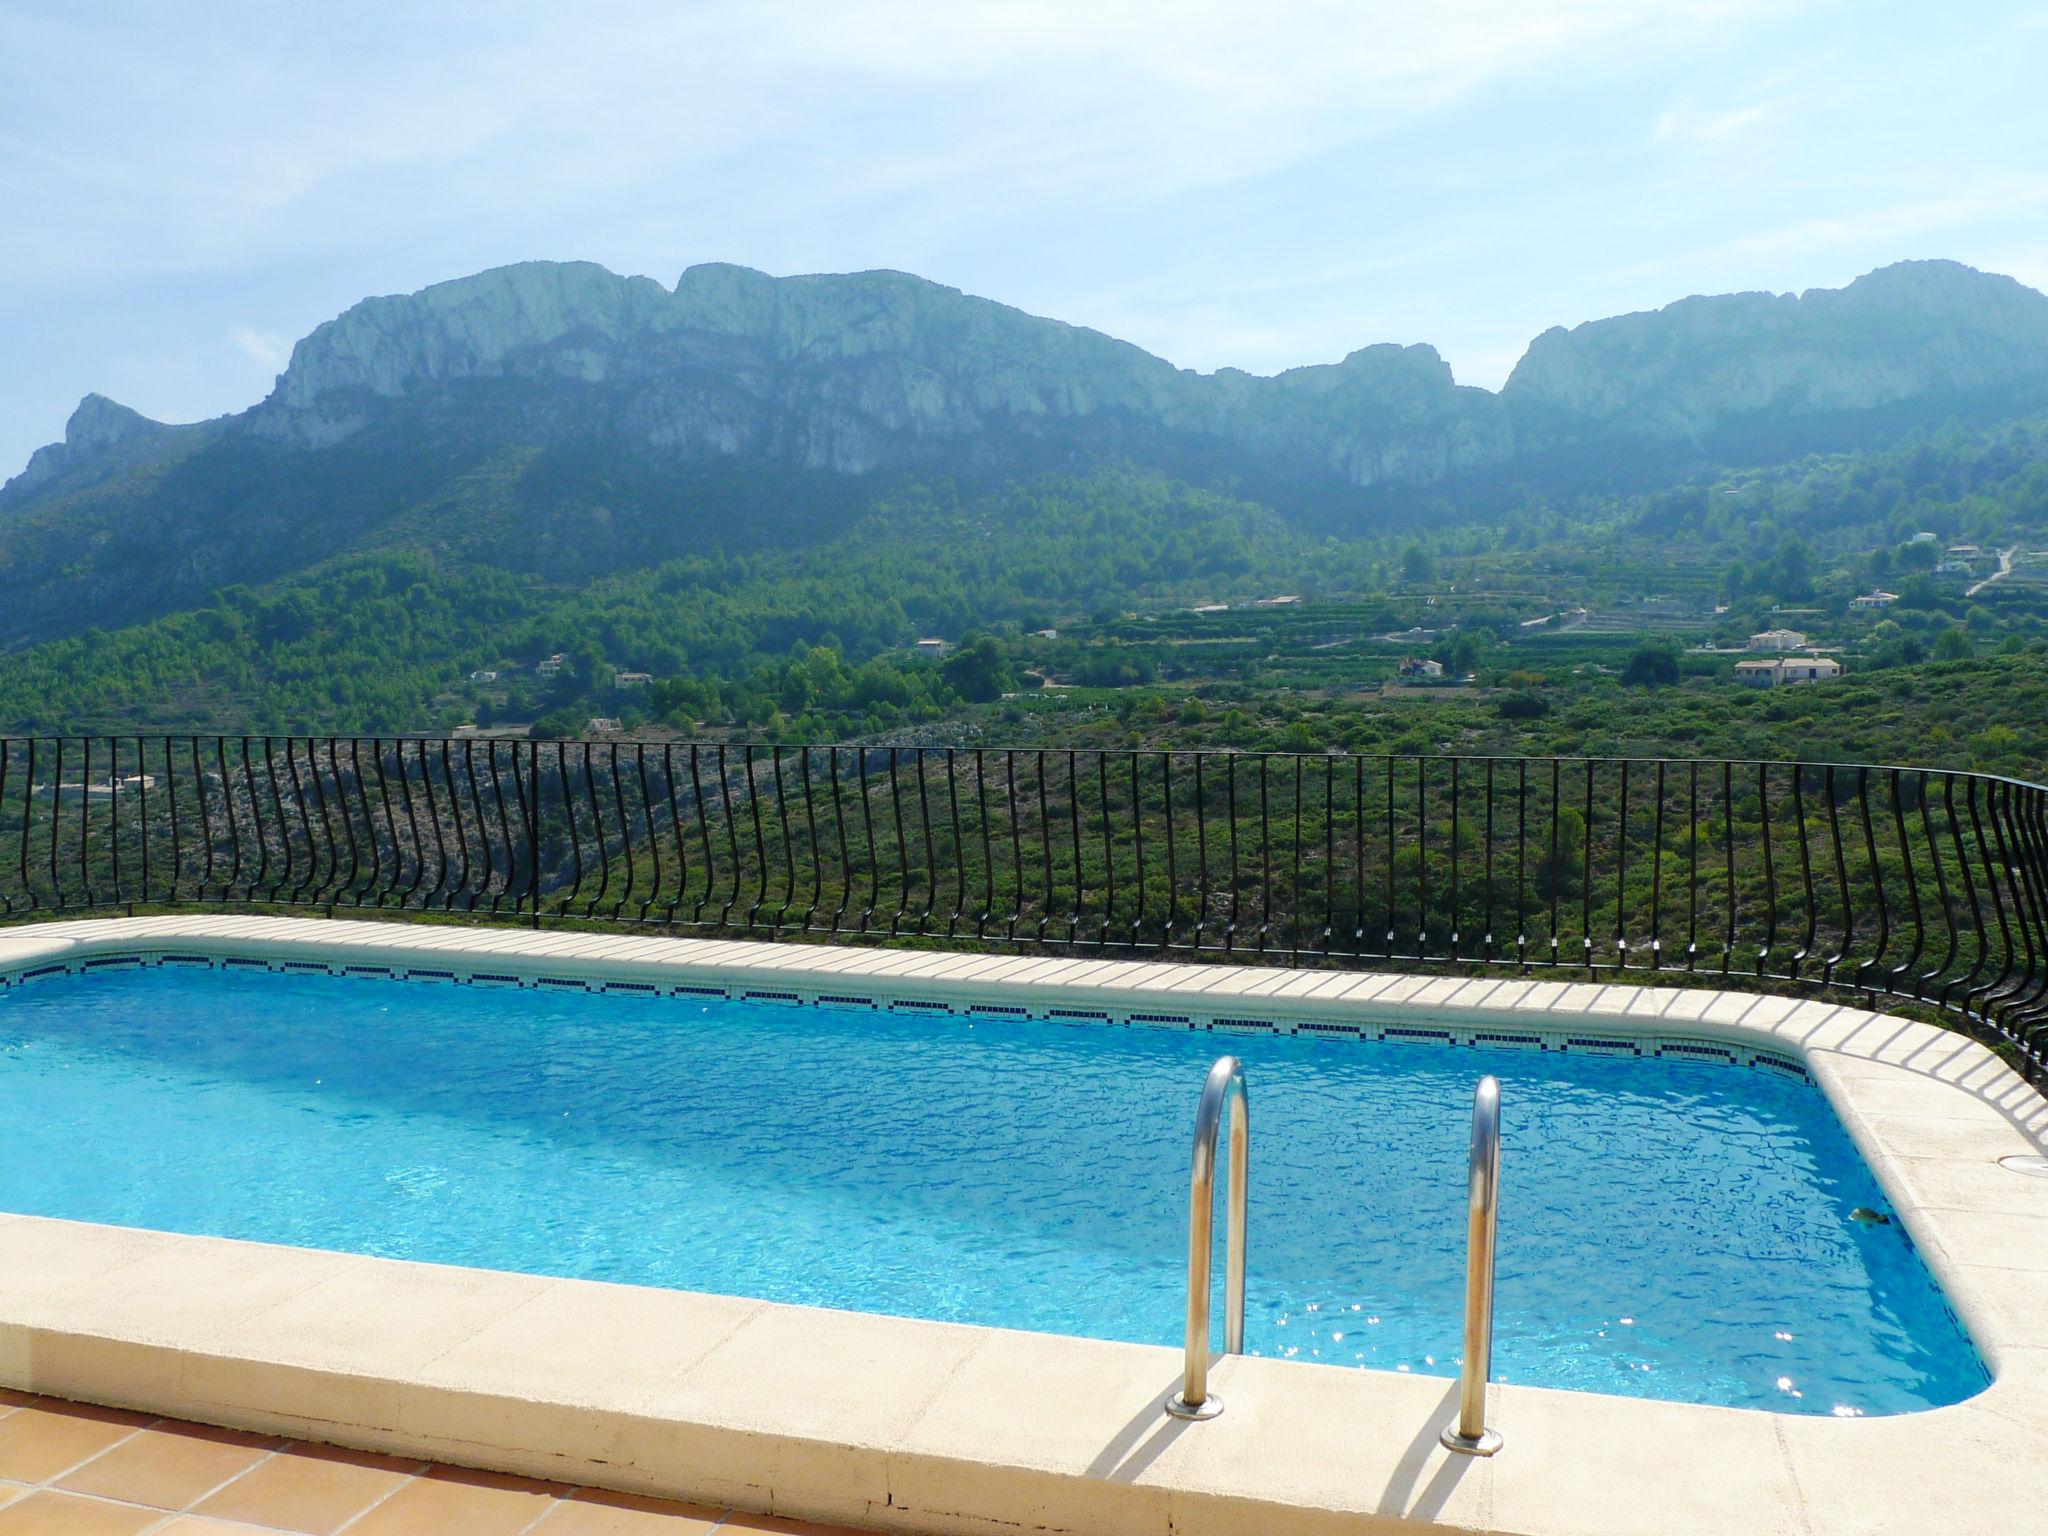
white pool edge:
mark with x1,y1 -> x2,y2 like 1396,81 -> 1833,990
1,914 -> 2045,1536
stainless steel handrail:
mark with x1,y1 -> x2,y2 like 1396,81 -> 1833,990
1165,1055 -> 1249,1420
1440,1074 -> 1503,1455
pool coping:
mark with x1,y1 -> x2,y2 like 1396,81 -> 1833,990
0,914 -> 2043,1536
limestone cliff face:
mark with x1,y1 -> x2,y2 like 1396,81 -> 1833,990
1503,261 -> 2048,443
246,259 -> 1501,484
258,262 -> 684,447
1247,344 -> 1514,486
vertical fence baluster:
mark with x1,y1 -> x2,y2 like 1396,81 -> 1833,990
1005,750 -> 1024,943
1259,755 -> 1272,955
1995,782 -> 2043,1031
1996,783 -> 2045,1040
771,747 -> 795,930
1392,761 -> 1409,962
1417,757 -> 1429,962
1194,754 -> 1211,952
828,748 -> 853,934
1353,756 -> 1367,958
1916,772 -> 1954,1001
947,749 -> 970,941
20,740 -> 37,911
417,742 -> 448,909
1321,754 -> 1335,958
0,742 -> 13,919
1757,763 -> 1777,977
1448,758 -> 1460,961
1650,761 -> 1666,971
325,740 -> 353,906
1287,755 -> 1302,959
1514,759 -> 1527,968
1858,767 -> 1889,993
799,748 -> 822,932
1790,765 -> 1817,980
1133,752 -> 1148,950
374,740 -> 405,910
1220,753 -> 1236,958
1580,760 -> 1594,971
1985,782 -> 2032,1029
1823,765 -> 1852,986
1720,762 -> 1735,974
712,744 -> 738,929
1945,775 -> 1987,1013
1099,752 -> 1116,949
852,748 -> 878,934
77,737 -> 93,906
686,744 -> 714,925
231,737 -> 260,904
1547,760 -> 1560,966
884,749 -> 909,938
626,749 -> 659,925
1685,761 -> 1698,969
1163,752 -> 1179,951
45,738 -> 65,908
1614,759 -> 1630,970
481,742 -> 511,915
1481,760 -> 1494,964
1963,777 -> 2010,1020
260,739 -> 289,906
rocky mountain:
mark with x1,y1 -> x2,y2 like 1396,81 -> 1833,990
5,256 -> 2048,645
3,393 -> 193,502
238,258 -> 1504,485
1504,260 -> 2048,448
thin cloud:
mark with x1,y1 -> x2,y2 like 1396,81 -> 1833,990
1654,104 -> 1771,142
228,327 -> 292,370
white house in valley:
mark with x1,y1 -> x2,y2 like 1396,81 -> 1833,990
1748,628 -> 1808,651
1735,656 -> 1843,687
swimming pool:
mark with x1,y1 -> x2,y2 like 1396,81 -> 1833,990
0,954 -> 1985,1418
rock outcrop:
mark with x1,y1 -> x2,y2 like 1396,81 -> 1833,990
1502,260 -> 2048,444
1,393 -> 181,507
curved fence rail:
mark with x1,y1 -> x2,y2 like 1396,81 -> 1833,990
2,736 -> 2044,1077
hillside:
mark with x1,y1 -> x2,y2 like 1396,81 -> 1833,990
5,258 -> 2048,649
3,406 -> 2048,783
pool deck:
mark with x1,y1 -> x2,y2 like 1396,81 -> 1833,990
2,914 -> 2047,1536
0,1388 -> 845,1533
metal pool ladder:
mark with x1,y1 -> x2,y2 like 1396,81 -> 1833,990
1440,1074 -> 1504,1456
1165,1055 -> 1249,1420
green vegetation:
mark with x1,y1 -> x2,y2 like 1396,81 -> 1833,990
3,415 -> 2047,780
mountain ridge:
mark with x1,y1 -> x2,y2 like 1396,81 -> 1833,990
5,255 -> 2047,648
15,256 -> 2048,501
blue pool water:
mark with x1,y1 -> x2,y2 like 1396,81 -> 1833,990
0,964 -> 1986,1415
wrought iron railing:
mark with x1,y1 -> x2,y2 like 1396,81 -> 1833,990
2,736 -> 2044,1076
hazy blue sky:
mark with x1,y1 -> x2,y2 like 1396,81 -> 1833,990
5,0 -> 2047,479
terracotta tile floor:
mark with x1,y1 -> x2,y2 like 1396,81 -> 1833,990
0,1391 -> 871,1535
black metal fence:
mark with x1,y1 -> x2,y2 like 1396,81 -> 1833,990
3,736 -> 2045,1076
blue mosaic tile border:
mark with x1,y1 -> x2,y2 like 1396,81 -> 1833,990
0,949 -> 1814,1082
